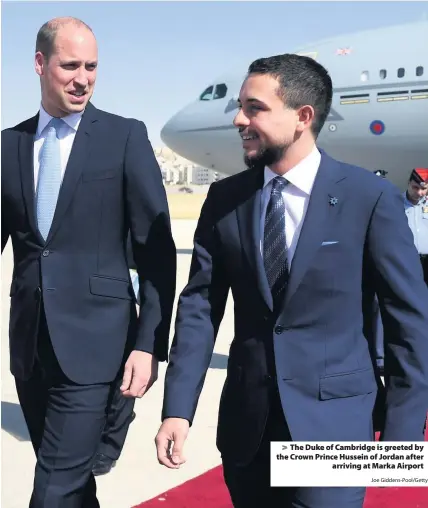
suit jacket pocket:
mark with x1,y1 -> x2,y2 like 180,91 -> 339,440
89,275 -> 133,300
319,367 -> 377,400
82,168 -> 119,181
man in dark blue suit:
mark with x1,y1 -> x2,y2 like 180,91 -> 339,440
2,17 -> 176,507
155,54 -> 428,507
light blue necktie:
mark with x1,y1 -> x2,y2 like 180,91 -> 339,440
36,117 -> 63,241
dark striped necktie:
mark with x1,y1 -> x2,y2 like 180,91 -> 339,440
263,176 -> 289,309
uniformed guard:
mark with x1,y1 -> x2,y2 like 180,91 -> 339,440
404,168 -> 428,285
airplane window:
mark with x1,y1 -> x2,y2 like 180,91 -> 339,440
200,85 -> 214,101
416,66 -> 424,77
213,83 -> 228,100
397,68 -> 405,78
361,71 -> 369,82
379,69 -> 387,79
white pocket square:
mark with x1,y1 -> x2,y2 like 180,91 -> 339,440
321,241 -> 338,246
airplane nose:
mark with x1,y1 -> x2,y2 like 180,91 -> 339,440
160,102 -> 211,160
160,112 -> 186,154
160,118 -> 174,147
160,105 -> 199,156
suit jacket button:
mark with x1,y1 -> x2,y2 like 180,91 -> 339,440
274,325 -> 284,334
42,249 -> 50,257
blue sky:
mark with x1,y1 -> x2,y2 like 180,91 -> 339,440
2,1 -> 427,147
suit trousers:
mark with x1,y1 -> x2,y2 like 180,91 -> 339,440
97,376 -> 135,461
97,276 -> 138,461
222,387 -> 366,508
15,308 -> 114,508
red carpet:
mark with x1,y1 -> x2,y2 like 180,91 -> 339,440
135,429 -> 428,508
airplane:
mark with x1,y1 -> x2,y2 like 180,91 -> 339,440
160,20 -> 428,191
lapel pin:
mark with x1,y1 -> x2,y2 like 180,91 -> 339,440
329,197 -> 339,206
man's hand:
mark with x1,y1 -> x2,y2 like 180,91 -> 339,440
155,418 -> 190,468
120,350 -> 158,398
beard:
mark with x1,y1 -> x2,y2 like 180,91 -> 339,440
244,142 -> 289,171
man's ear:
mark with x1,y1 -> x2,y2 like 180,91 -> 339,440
35,51 -> 46,77
295,105 -> 315,133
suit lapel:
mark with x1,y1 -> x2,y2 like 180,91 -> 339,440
18,114 -> 46,244
45,103 -> 98,244
236,169 -> 273,311
282,151 -> 346,309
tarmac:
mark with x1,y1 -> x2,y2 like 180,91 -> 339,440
1,219 -> 233,508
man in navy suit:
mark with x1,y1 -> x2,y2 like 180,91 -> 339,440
2,17 -> 176,507
155,53 -> 428,507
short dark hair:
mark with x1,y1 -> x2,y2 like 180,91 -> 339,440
247,53 -> 333,137
36,17 -> 93,61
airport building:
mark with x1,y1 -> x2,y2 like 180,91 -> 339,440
154,146 -> 225,186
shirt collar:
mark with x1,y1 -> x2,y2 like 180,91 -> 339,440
36,103 -> 84,136
263,146 -> 321,195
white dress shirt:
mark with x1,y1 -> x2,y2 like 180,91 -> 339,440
33,104 -> 84,191
260,146 -> 321,266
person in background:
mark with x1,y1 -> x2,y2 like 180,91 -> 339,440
404,168 -> 428,285
2,16 -> 176,506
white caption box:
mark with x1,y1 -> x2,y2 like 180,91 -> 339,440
270,442 -> 428,487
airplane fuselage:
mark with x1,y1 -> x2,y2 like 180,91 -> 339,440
161,21 -> 428,191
